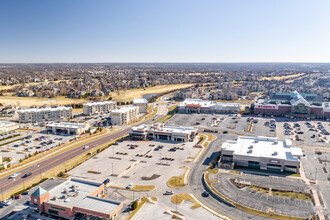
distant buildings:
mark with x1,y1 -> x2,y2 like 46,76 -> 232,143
254,91 -> 330,119
18,107 -> 72,123
178,99 -> 241,114
31,178 -> 123,220
0,121 -> 19,134
220,136 -> 303,173
111,106 -> 139,125
83,101 -> 117,115
132,98 -> 148,113
130,123 -> 198,142
46,122 -> 90,135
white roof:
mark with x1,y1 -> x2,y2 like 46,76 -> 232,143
179,99 -> 240,109
18,107 -> 72,113
83,101 -> 117,106
46,178 -> 121,215
112,106 -> 138,113
0,121 -> 17,127
221,136 -> 302,161
150,125 -> 197,135
47,122 -> 87,129
132,98 -> 148,104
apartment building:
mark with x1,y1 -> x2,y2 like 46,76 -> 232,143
132,98 -> 148,113
18,107 -> 72,123
111,106 -> 139,125
83,101 -> 117,115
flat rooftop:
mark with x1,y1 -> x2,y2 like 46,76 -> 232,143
46,122 -> 87,129
132,98 -> 148,104
179,99 -> 240,108
150,125 -> 197,134
112,106 -> 138,113
0,121 -> 18,126
46,178 -> 120,215
221,136 -> 303,161
18,107 -> 72,113
83,101 -> 117,106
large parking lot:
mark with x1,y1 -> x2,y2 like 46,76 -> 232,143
69,138 -> 201,189
0,130 -> 74,165
166,113 -> 277,137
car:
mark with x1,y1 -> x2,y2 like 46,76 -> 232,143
202,191 -> 209,197
14,195 -> 21,199
297,131 -> 304,134
0,203 -> 4,208
201,118 -> 205,120
22,191 -> 29,195
1,200 -> 11,206
10,172 -> 21,179
253,119 -> 258,123
83,146 -> 89,149
25,201 -> 31,205
13,144 -> 20,147
164,191 -> 174,195
23,172 -> 32,178
222,131 -> 228,134
126,183 -> 134,189
170,147 -> 176,151
195,122 -> 200,125
129,146 -> 135,149
103,178 -> 110,184
311,134 -> 315,138
315,151 -> 322,155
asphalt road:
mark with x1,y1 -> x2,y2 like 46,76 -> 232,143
189,133 -> 267,220
0,104 -> 168,198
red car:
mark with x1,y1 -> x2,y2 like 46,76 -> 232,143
14,195 -> 21,199
129,146 -> 135,149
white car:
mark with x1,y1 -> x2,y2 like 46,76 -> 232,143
1,200 -> 11,206
83,146 -> 89,150
126,183 -> 134,189
10,173 -> 21,179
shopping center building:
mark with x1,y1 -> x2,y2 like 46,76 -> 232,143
130,123 -> 198,142
46,122 -> 90,135
254,91 -> 330,120
0,121 -> 19,134
220,136 -> 303,173
178,99 -> 241,114
31,178 -> 123,220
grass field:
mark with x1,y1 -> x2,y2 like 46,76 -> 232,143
0,94 -> 89,107
171,193 -> 201,209
110,84 -> 194,101
167,167 -> 190,188
261,73 -> 306,81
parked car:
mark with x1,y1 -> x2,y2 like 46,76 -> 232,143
126,183 -> 134,189
223,131 -> 228,134
14,195 -> 21,199
103,178 -> 110,184
164,191 -> 174,195
311,134 -> 315,138
1,200 -> 11,206
22,191 -> 29,195
83,146 -> 89,150
170,147 -> 176,152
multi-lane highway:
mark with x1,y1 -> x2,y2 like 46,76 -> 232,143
0,104 -> 168,198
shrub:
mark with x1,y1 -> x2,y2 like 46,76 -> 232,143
131,200 -> 138,210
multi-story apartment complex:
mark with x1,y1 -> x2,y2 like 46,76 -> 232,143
83,101 -> 117,115
111,106 -> 139,125
18,107 -> 72,123
132,98 -> 148,113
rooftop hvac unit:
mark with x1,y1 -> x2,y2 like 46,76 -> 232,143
248,145 -> 253,149
273,141 -> 278,145
247,149 -> 253,153
272,151 -> 278,156
52,196 -> 57,201
254,140 -> 259,143
64,198 -> 70,202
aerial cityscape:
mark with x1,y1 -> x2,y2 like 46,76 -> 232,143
0,0 -> 330,220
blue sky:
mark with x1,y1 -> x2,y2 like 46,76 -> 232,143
0,0 -> 330,63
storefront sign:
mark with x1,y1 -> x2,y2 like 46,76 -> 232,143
256,105 -> 278,109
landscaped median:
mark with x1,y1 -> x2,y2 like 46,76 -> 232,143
166,166 -> 190,188
152,105 -> 177,124
203,171 -> 303,220
193,133 -> 217,163
171,193 -> 201,209
0,127 -> 118,178
109,184 -> 156,192
0,128 -> 124,201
